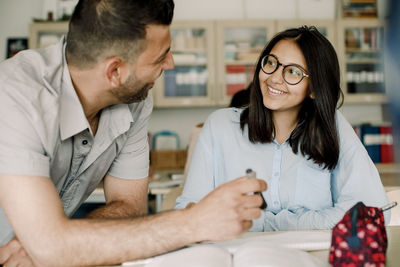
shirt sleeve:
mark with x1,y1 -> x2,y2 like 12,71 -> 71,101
262,127 -> 389,231
0,88 -> 50,177
107,94 -> 153,180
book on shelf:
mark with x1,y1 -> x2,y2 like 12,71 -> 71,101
360,124 -> 381,163
225,65 -> 246,96
122,231 -> 331,267
345,28 -> 381,50
380,125 -> 394,163
353,124 -> 394,163
342,0 -> 378,18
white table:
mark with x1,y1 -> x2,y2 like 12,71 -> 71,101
110,226 -> 400,267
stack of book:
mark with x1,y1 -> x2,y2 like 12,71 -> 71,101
353,124 -> 394,163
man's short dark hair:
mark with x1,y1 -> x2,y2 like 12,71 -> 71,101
66,0 -> 174,68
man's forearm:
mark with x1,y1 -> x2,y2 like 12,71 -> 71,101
31,208 -> 198,267
86,200 -> 148,219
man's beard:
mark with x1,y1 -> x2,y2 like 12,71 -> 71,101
111,73 -> 152,104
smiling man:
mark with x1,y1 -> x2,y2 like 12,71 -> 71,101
0,0 -> 267,266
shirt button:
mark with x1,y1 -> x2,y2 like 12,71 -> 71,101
82,140 -> 88,145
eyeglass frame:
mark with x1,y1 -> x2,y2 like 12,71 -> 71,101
260,54 -> 309,85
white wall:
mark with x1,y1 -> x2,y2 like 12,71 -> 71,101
0,0 -> 389,148
0,0 -> 43,61
173,0 -> 336,20
148,106 -> 219,149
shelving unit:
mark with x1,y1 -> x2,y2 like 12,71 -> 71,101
28,20 -> 399,177
152,21 -> 216,107
215,20 -> 276,106
337,19 -> 386,104
376,163 -> 400,174
29,19 -> 389,108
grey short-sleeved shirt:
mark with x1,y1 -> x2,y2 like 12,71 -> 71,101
0,37 -> 153,245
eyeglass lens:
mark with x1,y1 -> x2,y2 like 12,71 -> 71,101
261,55 -> 306,85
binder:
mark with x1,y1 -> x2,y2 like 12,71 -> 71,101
360,124 -> 381,163
380,126 -> 394,163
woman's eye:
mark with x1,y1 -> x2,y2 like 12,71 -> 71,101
288,67 -> 301,77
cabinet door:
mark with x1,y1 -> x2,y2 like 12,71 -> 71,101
338,19 -> 386,103
276,20 -> 336,48
153,21 -> 216,107
216,20 -> 276,106
29,22 -> 69,49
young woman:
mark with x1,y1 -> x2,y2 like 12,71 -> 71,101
175,26 -> 389,231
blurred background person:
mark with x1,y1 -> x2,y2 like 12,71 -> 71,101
386,0 -> 400,159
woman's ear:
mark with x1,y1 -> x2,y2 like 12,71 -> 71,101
309,91 -> 315,99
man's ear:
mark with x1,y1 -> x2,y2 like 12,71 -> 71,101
104,57 -> 126,87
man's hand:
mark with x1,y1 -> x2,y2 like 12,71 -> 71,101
0,238 -> 34,267
187,177 -> 267,242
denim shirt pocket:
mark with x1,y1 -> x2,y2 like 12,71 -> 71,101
295,162 -> 332,210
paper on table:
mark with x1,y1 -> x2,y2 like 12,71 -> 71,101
144,245 -> 231,267
122,245 -> 231,267
232,241 -> 325,267
210,230 -> 332,253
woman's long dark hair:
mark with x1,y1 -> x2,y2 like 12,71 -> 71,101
240,26 -> 343,170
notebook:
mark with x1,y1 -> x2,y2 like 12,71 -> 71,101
122,230 -> 331,267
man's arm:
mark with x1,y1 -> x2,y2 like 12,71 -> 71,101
86,174 -> 148,219
0,173 -> 266,266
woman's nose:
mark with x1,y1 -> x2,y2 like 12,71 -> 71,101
269,65 -> 284,84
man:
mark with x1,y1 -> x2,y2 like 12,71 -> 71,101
0,0 -> 266,266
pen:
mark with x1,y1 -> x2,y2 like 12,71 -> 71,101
381,201 -> 398,212
246,168 -> 267,209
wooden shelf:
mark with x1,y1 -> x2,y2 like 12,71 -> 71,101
346,48 -> 381,53
376,163 -> 400,174
172,48 -> 206,53
173,62 -> 207,66
343,94 -> 387,104
346,59 -> 382,64
224,60 -> 258,65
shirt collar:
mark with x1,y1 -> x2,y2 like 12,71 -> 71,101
58,37 -> 90,140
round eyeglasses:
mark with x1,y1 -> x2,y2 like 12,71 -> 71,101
261,54 -> 309,85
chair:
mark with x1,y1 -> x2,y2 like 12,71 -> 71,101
161,186 -> 184,211
386,189 -> 400,226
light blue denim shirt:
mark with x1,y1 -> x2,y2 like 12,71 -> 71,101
0,37 -> 152,245
175,108 -> 389,231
